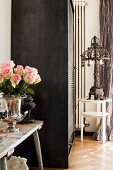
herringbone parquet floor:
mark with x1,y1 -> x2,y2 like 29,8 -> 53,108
31,135 -> 113,170
68,136 -> 113,170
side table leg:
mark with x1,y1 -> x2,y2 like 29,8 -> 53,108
102,115 -> 106,144
33,130 -> 43,170
102,103 -> 106,144
0,157 -> 7,170
81,115 -> 84,141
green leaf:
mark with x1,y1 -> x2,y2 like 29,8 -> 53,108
26,88 -> 34,94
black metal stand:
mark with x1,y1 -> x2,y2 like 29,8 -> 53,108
20,110 -> 35,124
89,86 -> 104,100
20,95 -> 36,124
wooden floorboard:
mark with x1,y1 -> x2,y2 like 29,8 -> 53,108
30,135 -> 113,170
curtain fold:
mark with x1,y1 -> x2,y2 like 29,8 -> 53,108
93,0 -> 113,141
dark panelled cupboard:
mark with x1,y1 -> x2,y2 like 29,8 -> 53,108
11,0 -> 75,168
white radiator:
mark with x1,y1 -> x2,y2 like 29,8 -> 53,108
74,0 -> 86,128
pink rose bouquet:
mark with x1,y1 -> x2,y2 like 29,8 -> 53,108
0,60 -> 41,96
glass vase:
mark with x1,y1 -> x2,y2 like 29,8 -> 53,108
3,95 -> 23,132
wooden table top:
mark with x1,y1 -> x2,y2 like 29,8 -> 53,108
0,120 -> 44,159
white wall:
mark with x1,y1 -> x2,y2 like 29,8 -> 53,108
73,0 -> 100,131
0,0 -> 11,63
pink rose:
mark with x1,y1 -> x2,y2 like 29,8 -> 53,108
1,60 -> 15,69
0,60 -> 41,96
24,66 -> 38,75
31,67 -> 38,75
2,67 -> 13,79
0,73 -> 4,84
14,65 -> 24,75
34,74 -> 41,84
10,74 -> 22,88
23,73 -> 36,84
24,66 -> 33,74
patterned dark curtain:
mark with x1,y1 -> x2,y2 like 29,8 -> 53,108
94,0 -> 113,141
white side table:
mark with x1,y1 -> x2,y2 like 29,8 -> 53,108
78,98 -> 112,144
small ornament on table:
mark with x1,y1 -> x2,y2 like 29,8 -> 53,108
20,95 -> 36,123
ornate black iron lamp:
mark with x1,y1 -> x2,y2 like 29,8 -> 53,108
81,36 -> 110,99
